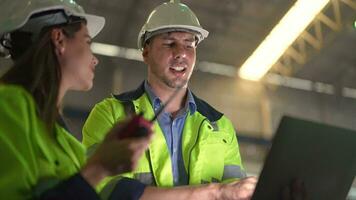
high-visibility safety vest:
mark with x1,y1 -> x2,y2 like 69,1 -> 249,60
0,85 -> 86,199
83,82 -> 246,190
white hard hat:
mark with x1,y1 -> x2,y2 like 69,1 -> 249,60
0,0 -> 105,38
137,0 -> 209,50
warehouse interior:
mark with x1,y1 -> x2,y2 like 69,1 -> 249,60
0,0 -> 355,198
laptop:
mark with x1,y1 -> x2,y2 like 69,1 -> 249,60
252,116 -> 356,200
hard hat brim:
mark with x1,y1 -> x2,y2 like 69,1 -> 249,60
77,13 -> 105,38
138,25 -> 209,50
0,5 -> 105,39
148,25 -> 209,39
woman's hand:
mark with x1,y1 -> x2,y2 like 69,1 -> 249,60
81,118 -> 153,187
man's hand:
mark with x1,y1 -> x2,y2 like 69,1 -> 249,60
217,177 -> 257,200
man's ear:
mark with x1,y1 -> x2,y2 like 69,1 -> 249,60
51,28 -> 66,56
142,45 -> 149,64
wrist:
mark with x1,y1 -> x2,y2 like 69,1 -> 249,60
210,183 -> 222,200
192,183 -> 221,200
80,159 -> 109,187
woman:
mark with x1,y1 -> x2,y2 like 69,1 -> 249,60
0,0 -> 151,199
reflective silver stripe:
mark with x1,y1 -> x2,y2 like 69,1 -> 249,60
134,172 -> 154,185
210,121 -> 219,131
222,165 -> 247,180
86,143 -> 98,157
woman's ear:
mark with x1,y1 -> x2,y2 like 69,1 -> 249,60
51,28 -> 66,56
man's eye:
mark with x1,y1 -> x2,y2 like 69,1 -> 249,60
163,43 -> 174,47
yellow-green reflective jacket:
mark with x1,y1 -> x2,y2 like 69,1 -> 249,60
83,83 -> 246,190
0,85 -> 86,199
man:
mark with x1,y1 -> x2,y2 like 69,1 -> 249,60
83,0 -> 257,199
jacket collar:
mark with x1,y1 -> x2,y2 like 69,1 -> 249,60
113,81 -> 223,122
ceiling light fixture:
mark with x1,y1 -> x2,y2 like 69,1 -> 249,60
238,0 -> 330,81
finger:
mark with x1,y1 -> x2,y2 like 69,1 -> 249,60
127,137 -> 152,149
132,144 -> 148,158
131,140 -> 150,157
147,130 -> 154,141
241,181 -> 257,191
243,176 -> 258,183
234,176 -> 257,187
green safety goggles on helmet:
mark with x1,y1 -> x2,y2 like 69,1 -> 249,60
137,0 -> 209,50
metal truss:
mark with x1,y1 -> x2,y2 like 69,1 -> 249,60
271,0 -> 356,76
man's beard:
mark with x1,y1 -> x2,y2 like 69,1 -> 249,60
157,73 -> 188,89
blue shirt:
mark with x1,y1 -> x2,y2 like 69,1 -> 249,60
144,81 -> 196,186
